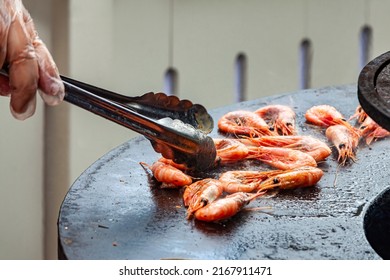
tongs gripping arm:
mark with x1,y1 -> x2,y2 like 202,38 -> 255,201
62,78 -> 216,171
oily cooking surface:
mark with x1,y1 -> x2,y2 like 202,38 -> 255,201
58,85 -> 387,260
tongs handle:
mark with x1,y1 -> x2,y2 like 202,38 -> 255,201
62,77 -> 216,171
61,76 -> 213,134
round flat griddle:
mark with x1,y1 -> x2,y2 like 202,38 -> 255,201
58,84 -> 389,260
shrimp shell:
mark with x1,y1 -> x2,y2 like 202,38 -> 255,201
325,124 -> 359,165
185,178 -> 224,219
218,110 -> 275,137
239,135 -> 331,162
140,161 -> 192,188
255,104 -> 296,135
359,116 -> 390,145
258,166 -> 323,192
349,105 -> 368,123
157,157 -> 188,171
219,169 -> 284,193
247,146 -> 317,170
213,138 -> 249,163
349,105 -> 389,145
305,105 -> 347,127
193,191 -> 265,222
183,179 -> 209,207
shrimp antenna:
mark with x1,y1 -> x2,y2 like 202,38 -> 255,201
139,161 -> 152,175
244,206 -> 274,216
333,163 -> 342,187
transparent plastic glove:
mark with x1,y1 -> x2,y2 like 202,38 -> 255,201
0,0 -> 64,120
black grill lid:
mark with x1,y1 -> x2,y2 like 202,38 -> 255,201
358,51 -> 390,131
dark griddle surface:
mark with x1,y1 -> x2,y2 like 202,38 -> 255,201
58,85 -> 388,260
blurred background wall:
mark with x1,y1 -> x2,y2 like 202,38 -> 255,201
0,0 -> 388,259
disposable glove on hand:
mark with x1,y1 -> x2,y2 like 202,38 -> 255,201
0,0 -> 64,120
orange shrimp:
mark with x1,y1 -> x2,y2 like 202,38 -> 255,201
359,116 -> 390,145
183,179 -> 209,207
349,105 -> 367,123
193,191 -> 266,222
213,138 -> 249,163
257,166 -> 323,192
325,124 -> 359,165
140,161 -> 192,188
348,105 -> 389,145
247,146 -> 317,170
219,169 -> 284,193
218,110 -> 275,137
185,178 -> 225,219
255,104 -> 296,135
157,157 -> 188,171
305,105 -> 350,128
240,135 -> 331,162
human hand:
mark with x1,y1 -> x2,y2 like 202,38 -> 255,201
0,0 -> 64,120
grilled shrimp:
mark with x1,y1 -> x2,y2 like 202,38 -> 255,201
183,179 -> 209,207
305,105 -> 351,128
349,105 -> 367,123
359,116 -> 390,145
258,166 -> 323,192
218,110 -> 275,137
183,178 -> 222,207
255,104 -> 296,135
219,169 -> 284,193
193,191 -> 265,222
325,124 -> 359,165
157,157 -> 188,171
185,178 -> 224,219
247,146 -> 317,170
349,105 -> 389,144
240,135 -> 331,162
213,138 -> 249,163
140,161 -> 192,188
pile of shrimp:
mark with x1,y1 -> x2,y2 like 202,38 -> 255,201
140,104 -> 332,223
305,104 -> 390,165
141,158 -> 324,222
141,103 -> 389,223
217,104 -> 297,137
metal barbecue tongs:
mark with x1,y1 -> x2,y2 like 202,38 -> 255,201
62,76 -> 217,171
1,70 -> 217,171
